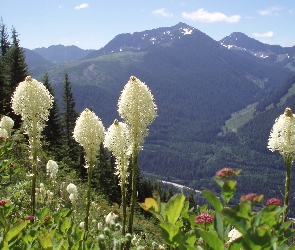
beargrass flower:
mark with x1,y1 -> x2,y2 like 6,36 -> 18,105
266,198 -> 282,206
268,108 -> 295,160
105,211 -> 118,225
195,213 -> 213,224
0,116 -> 14,137
104,119 -> 132,184
118,76 -> 157,150
73,108 -> 105,165
66,183 -> 78,204
11,76 -> 53,147
46,160 -> 58,179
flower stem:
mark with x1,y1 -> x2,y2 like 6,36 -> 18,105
127,149 -> 138,238
31,117 -> 38,216
85,163 -> 93,234
283,153 -> 292,223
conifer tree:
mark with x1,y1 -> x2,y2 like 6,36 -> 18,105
60,71 -> 81,166
6,27 -> 29,127
42,72 -> 63,157
0,18 -> 10,114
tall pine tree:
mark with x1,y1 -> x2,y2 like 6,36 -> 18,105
42,72 -> 63,158
60,72 -> 81,168
6,26 -> 29,127
0,18 -> 10,115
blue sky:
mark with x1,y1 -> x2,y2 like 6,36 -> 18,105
1,1 -> 295,50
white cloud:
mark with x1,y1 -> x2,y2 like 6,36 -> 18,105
75,3 -> 89,10
258,6 -> 282,16
252,31 -> 274,38
182,8 -> 240,23
152,8 -> 173,18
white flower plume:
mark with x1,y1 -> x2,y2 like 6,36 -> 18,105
0,116 -> 14,136
268,107 -> 295,159
46,160 -> 58,179
104,119 -> 132,185
118,76 -> 157,149
73,108 -> 105,164
11,76 -> 53,143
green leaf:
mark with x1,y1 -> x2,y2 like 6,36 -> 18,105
59,217 -> 71,233
214,212 -> 224,240
184,229 -> 198,246
181,201 -> 190,217
202,190 -> 223,212
39,207 -> 51,221
38,233 -> 53,249
221,180 -> 236,204
165,194 -> 185,224
236,201 -> 252,219
159,221 -> 180,247
222,208 -> 249,234
199,231 -> 224,250
6,220 -> 29,242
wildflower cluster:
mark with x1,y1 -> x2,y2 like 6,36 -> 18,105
266,198 -> 283,206
118,76 -> 157,149
11,76 -> 53,147
66,183 -> 78,204
240,193 -> 262,203
104,119 -> 131,185
268,107 -> 295,159
73,108 -> 105,166
0,115 -> 14,139
195,213 -> 214,224
36,183 -> 53,205
46,160 -> 58,180
215,167 -> 238,179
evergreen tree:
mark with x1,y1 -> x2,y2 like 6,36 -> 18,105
0,18 -> 10,58
41,72 -> 63,157
92,145 -> 121,203
0,18 -> 10,114
6,26 -> 29,126
60,71 -> 81,167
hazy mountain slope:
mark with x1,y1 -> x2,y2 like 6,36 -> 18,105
24,48 -> 52,68
33,45 -> 94,63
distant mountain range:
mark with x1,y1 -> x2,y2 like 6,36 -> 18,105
23,23 -> 295,210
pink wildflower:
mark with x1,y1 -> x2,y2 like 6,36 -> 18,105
240,193 -> 260,203
195,213 -> 214,224
0,200 -> 8,206
44,216 -> 52,221
215,168 -> 236,179
25,215 -> 35,222
266,198 -> 282,206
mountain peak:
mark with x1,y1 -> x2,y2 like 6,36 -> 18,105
84,22 -> 198,59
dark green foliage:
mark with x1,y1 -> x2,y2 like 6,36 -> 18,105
60,72 -> 81,168
41,73 -> 63,158
5,27 -> 29,127
91,145 -> 121,204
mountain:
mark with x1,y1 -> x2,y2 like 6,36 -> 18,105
24,23 -> 295,209
84,22 -> 196,59
24,48 -> 52,68
220,32 -> 295,68
33,44 -> 94,63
